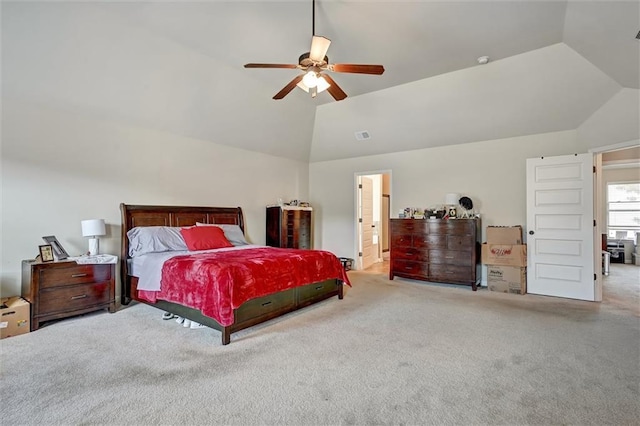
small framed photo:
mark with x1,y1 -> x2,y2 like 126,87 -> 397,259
39,244 -> 55,262
42,236 -> 69,260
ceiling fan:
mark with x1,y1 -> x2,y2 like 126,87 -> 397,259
244,0 -> 385,101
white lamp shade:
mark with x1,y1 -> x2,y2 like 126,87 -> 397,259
81,219 -> 106,237
302,70 -> 318,88
445,193 -> 460,205
297,76 -> 330,94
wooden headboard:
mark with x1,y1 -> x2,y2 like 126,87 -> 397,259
119,203 -> 244,303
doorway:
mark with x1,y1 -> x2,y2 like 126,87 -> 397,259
596,144 -> 640,304
524,145 -> 638,302
356,171 -> 391,271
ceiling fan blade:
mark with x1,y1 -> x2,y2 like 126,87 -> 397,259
244,63 -> 299,69
273,74 -> 305,100
321,74 -> 347,101
309,36 -> 331,62
329,64 -> 385,75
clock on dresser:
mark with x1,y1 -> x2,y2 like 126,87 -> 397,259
21,259 -> 116,330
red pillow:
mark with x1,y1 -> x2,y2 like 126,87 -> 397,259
180,226 -> 233,251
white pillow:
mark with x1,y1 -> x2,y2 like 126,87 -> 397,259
195,223 -> 249,246
127,226 -> 187,257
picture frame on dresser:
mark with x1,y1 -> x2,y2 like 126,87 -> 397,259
42,235 -> 69,260
38,244 -> 54,262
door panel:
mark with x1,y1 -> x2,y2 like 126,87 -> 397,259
361,177 -> 375,270
526,153 -> 594,301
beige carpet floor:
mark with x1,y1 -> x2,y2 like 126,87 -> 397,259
1,265 -> 638,425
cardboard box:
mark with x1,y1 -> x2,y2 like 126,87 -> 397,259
482,243 -> 527,267
0,297 -> 30,339
486,226 -> 523,244
487,266 -> 527,295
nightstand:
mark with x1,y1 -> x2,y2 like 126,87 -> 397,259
21,259 -> 116,331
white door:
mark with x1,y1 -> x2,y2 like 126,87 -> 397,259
526,153 -> 595,301
360,177 -> 375,270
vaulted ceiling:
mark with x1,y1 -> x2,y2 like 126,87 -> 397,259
2,1 -> 639,162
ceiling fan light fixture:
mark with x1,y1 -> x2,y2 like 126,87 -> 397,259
309,35 -> 331,62
316,75 -> 330,92
302,70 -> 319,88
297,75 -> 330,95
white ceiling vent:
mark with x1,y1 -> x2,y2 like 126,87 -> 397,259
355,131 -> 371,141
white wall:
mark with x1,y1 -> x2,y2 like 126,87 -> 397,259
577,88 -> 640,149
1,99 -> 309,297
309,130 -> 583,273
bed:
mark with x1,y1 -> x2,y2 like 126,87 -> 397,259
120,203 -> 349,345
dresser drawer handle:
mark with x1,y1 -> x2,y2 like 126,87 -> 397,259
405,266 -> 412,270
445,256 -> 454,259
314,285 -> 323,291
405,252 -> 413,256
71,273 -> 88,278
71,294 -> 88,300
261,301 -> 272,307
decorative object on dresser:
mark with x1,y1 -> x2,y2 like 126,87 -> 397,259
458,196 -> 474,218
444,193 -> 460,219
21,259 -> 116,331
38,244 -> 54,262
389,218 -> 480,290
266,205 -> 312,249
81,219 -> 106,255
42,235 -> 70,260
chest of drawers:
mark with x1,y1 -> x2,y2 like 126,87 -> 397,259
390,218 -> 480,290
266,206 -> 312,249
21,260 -> 116,330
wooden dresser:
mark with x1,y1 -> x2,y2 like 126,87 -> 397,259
389,218 -> 480,290
266,206 -> 312,249
21,260 -> 116,330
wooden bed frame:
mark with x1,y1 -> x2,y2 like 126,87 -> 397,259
120,203 -> 344,345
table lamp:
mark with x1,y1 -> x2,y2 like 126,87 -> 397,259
81,219 -> 106,255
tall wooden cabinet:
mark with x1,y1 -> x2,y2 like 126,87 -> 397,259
390,218 -> 480,290
266,206 -> 313,249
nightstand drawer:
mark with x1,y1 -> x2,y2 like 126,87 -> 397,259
39,264 -> 112,289
39,282 -> 111,315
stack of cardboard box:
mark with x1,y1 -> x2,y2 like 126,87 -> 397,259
481,226 -> 527,295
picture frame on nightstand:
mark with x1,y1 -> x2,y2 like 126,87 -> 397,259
42,236 -> 69,260
38,244 -> 54,262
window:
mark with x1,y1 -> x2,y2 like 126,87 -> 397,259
607,182 -> 640,239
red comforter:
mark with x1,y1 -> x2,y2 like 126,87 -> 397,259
138,247 -> 350,326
